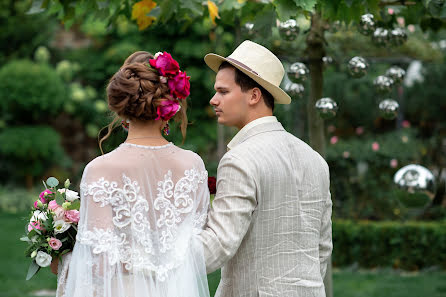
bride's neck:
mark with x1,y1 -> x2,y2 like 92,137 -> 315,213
125,120 -> 168,144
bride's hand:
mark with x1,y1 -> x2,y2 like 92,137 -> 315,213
50,257 -> 59,275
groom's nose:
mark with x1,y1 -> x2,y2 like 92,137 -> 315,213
210,94 -> 218,106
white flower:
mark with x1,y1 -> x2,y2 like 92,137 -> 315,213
65,189 -> 80,202
53,220 -> 71,234
31,210 -> 48,222
35,251 -> 52,267
154,51 -> 163,59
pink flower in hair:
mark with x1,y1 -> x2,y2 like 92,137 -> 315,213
149,52 -> 180,77
155,100 -> 180,121
168,71 -> 191,99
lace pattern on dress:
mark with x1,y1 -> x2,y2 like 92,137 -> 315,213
77,168 -> 207,281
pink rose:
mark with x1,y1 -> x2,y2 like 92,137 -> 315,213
372,142 -> 380,151
168,71 -> 191,99
356,126 -> 364,135
65,210 -> 80,223
343,151 -> 350,159
28,221 -> 42,232
402,120 -> 410,128
49,237 -> 62,250
390,159 -> 398,168
34,200 -> 40,209
39,189 -> 52,201
149,52 -> 180,77
48,200 -> 59,211
330,136 -> 338,145
155,100 -> 180,121
53,207 -> 65,221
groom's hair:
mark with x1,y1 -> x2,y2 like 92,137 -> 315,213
218,62 -> 274,111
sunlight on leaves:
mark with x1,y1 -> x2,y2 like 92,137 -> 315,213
131,0 -> 157,30
207,0 -> 220,25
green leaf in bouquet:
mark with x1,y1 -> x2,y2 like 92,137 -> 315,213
68,200 -> 80,210
46,177 -> 59,188
20,236 -> 31,242
28,225 -> 42,235
26,261 -> 40,280
55,191 -> 65,206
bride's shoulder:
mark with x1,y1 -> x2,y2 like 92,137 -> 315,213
81,150 -> 120,179
175,147 -> 206,168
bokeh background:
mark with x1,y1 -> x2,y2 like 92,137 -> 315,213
1,0 -> 446,296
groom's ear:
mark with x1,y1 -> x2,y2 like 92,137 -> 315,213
247,87 -> 262,106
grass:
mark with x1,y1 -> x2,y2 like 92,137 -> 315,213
1,211 -> 446,297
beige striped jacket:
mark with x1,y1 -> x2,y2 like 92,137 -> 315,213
198,116 -> 332,297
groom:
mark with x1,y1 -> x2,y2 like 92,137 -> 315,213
198,40 -> 332,297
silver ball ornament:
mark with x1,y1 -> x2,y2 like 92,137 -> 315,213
287,62 -> 309,84
358,13 -> 376,36
386,66 -> 406,84
372,27 -> 390,47
278,19 -> 299,41
284,82 -> 304,98
347,56 -> 368,78
315,97 -> 338,119
394,164 -> 436,208
374,75 -> 394,94
379,99 -> 399,120
390,28 -> 407,46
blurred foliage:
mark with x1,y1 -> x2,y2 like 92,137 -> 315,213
0,186 -> 36,213
333,220 -> 446,270
0,126 -> 71,186
0,60 -> 66,123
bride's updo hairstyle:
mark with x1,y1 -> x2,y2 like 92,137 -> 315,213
99,51 -> 188,152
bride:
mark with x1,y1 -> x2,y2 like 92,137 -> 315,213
55,51 -> 210,297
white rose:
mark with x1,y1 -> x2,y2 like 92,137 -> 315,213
154,51 -> 163,59
31,210 -> 48,222
53,220 -> 71,234
65,189 -> 80,202
35,251 -> 52,267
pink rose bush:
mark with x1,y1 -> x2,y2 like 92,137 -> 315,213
21,177 -> 80,279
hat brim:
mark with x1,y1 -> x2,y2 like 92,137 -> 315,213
204,53 -> 291,105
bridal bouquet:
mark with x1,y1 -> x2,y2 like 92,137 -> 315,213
21,177 -> 80,280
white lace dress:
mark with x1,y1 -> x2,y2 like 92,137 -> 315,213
56,142 -> 210,297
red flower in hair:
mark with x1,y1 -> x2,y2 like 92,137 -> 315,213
155,100 -> 180,121
168,71 -> 191,99
208,176 -> 216,195
149,52 -> 180,77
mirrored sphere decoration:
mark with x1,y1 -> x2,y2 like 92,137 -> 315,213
372,28 -> 390,47
394,164 -> 436,199
390,28 -> 408,46
287,62 -> 309,83
323,56 -> 334,67
358,13 -> 376,36
278,19 -> 300,41
315,97 -> 338,119
379,99 -> 399,120
242,22 -> 255,37
374,75 -> 394,94
284,82 -> 305,98
347,56 -> 368,78
386,66 -> 406,84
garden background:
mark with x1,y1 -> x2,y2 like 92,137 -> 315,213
1,0 -> 446,296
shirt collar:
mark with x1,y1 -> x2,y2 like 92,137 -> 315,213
227,116 -> 278,150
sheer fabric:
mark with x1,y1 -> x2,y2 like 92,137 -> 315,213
56,143 -> 210,297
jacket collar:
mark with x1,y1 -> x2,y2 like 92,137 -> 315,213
227,116 -> 285,150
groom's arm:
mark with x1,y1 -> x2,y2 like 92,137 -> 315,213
198,153 -> 257,274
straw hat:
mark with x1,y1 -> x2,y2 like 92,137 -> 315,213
204,40 -> 291,104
